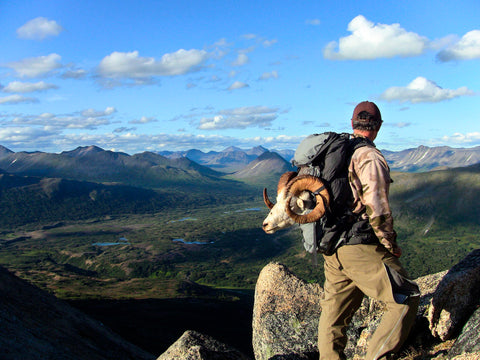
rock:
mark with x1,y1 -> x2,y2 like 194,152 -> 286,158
450,354 -> 480,360
428,249 -> 480,340
447,306 -> 480,357
252,261 -> 452,360
157,330 -> 251,360
252,262 -> 323,360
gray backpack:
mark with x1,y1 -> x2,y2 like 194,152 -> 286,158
292,132 -> 368,259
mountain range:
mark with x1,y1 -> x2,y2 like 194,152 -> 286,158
159,143 -> 480,173
2,143 -> 480,186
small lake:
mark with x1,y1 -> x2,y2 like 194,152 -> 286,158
224,207 -> 262,214
172,238 -> 214,245
167,217 -> 198,223
92,237 -> 130,247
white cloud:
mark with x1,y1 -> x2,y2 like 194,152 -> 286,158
263,39 -> 278,47
198,106 -> 279,130
379,77 -> 474,103
61,69 -> 87,79
306,19 -> 321,26
323,15 -> 428,60
2,81 -> 58,93
6,53 -> 62,78
0,126 -> 53,142
129,116 -> 157,124
0,94 -> 38,104
437,30 -> 480,62
17,17 -> 63,40
440,132 -> 480,145
232,53 -> 249,66
98,49 -> 209,80
227,81 -> 249,91
259,71 -> 279,80
12,112 -> 110,130
81,107 -> 116,117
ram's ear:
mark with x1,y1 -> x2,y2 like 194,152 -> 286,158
296,198 -> 306,210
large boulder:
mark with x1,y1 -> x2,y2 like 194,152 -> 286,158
447,306 -> 480,357
252,263 -> 323,360
252,262 -> 449,360
157,330 -> 251,360
428,249 -> 480,340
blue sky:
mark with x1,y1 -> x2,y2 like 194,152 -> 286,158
0,0 -> 479,154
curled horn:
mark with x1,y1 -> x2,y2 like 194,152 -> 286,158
263,171 -> 297,210
263,188 -> 274,209
284,175 -> 330,224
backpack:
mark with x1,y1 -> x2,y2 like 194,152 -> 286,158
291,132 -> 368,259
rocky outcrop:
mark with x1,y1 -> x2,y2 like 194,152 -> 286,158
157,330 -> 251,360
0,266 -> 154,360
428,249 -> 480,341
447,307 -> 480,357
250,249 -> 480,360
252,263 -> 323,360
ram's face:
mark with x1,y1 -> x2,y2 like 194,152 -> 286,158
262,189 -> 314,234
261,171 -> 330,234
262,188 -> 294,234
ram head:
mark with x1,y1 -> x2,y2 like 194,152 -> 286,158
262,171 -> 330,234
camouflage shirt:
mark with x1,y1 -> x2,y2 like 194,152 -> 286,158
348,136 -> 399,254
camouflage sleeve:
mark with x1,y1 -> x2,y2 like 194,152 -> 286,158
351,146 -> 400,254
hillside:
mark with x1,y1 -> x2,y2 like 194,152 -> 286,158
0,265 -> 154,360
383,145 -> 480,172
160,146 -> 269,172
0,145 -> 228,189
229,151 -> 295,188
0,171 -> 256,228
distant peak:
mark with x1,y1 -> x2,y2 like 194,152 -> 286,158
62,145 -> 105,157
222,146 -> 243,153
0,145 -> 14,155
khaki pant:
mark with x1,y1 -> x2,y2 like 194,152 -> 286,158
318,244 -> 420,360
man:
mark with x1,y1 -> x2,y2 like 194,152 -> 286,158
317,101 -> 420,360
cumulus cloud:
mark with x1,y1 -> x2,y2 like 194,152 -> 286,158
81,107 -> 116,117
0,126 -> 53,143
440,132 -> 480,145
129,116 -> 157,124
11,112 -> 111,130
6,53 -> 62,78
17,17 -> 63,40
232,53 -> 249,66
198,106 -> 279,130
379,77 -> 474,103
61,69 -> 87,79
227,81 -> 249,91
2,81 -> 58,93
259,71 -> 279,80
97,49 -> 209,81
323,15 -> 428,60
437,30 -> 480,62
0,94 -> 38,104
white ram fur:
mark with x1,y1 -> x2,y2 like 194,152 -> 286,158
262,188 -> 314,234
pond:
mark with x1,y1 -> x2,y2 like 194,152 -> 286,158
92,237 -> 130,247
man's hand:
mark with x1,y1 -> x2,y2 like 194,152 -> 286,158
380,238 -> 402,258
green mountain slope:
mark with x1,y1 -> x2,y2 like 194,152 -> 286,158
0,146 -> 227,189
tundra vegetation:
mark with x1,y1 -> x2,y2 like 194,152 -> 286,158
0,166 -> 479,300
